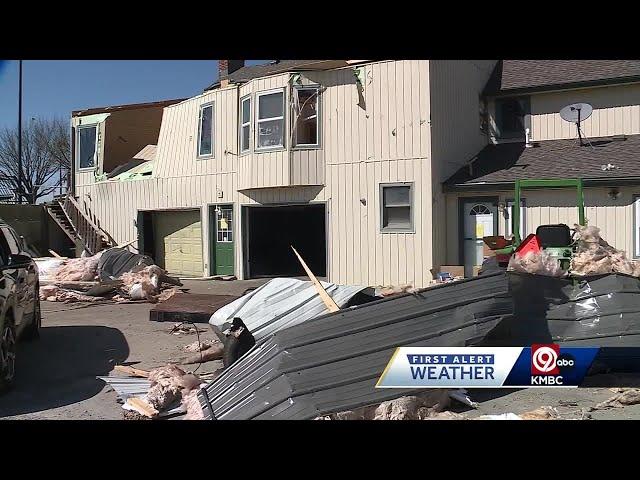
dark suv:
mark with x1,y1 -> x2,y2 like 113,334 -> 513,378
0,221 -> 40,392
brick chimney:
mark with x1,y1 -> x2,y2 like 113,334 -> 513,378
219,60 -> 244,87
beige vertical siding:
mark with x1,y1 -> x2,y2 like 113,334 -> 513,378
529,83 -> 640,141
445,187 -> 638,265
75,60 -> 438,287
153,86 -> 239,180
428,60 -> 497,268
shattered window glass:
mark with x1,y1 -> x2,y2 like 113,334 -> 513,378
199,103 -> 214,156
78,126 -> 97,169
294,88 -> 319,146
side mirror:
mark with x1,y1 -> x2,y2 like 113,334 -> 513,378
9,253 -> 31,267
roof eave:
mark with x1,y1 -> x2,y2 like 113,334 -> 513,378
488,76 -> 640,98
444,176 -> 640,193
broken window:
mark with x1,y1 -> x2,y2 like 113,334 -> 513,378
198,103 -> 214,157
381,183 -> 413,232
495,96 -> 530,139
78,125 -> 97,169
256,90 -> 284,149
293,87 -> 319,147
240,96 -> 251,153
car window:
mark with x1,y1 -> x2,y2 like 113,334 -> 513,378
1,227 -> 20,254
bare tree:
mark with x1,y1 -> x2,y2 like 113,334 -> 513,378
0,117 -> 70,204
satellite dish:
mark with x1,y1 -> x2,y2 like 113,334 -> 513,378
560,103 -> 593,123
559,102 -> 593,146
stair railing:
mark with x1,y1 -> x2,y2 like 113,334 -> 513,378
62,195 -> 111,255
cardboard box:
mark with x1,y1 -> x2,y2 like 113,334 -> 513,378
437,265 -> 464,279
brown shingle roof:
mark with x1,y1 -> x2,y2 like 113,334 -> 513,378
484,60 -> 640,96
72,98 -> 185,117
445,135 -> 640,189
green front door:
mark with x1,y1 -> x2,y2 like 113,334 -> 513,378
213,205 -> 234,275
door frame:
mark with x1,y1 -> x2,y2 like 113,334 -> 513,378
208,203 -> 235,276
457,196 -> 499,268
136,207 -> 204,275
241,201 -> 328,280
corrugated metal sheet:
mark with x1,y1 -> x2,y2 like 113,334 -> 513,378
198,272 -> 513,420
487,272 -> 640,346
209,277 -> 368,341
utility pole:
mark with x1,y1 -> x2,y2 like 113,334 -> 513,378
17,60 -> 22,204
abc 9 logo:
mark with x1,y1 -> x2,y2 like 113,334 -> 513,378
532,346 -> 575,372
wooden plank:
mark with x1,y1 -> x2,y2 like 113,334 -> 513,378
149,293 -> 238,323
114,365 -> 150,378
126,397 -> 158,417
291,246 -> 339,313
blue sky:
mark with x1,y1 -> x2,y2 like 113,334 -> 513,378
0,60 -> 267,130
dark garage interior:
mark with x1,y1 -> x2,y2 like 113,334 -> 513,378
244,204 -> 326,278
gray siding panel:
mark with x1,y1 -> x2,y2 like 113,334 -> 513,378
198,272 -> 513,420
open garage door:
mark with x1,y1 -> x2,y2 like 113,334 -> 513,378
243,204 -> 326,279
151,209 -> 203,277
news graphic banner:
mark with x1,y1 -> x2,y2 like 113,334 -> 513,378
376,345 -> 600,388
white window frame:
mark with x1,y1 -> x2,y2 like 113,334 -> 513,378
634,195 -> 640,258
255,88 -> 286,151
505,198 -> 526,239
380,182 -> 414,233
240,95 -> 251,154
77,124 -> 98,171
292,85 -> 321,149
197,102 -> 215,158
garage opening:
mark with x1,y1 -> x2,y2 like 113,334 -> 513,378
137,209 -> 203,277
244,204 -> 326,278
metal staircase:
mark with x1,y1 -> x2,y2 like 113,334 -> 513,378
45,194 -> 115,255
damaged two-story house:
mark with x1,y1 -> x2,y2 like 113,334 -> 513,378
64,59 -> 640,287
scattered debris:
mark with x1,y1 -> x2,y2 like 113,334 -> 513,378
477,406 -> 560,420
182,347 -> 224,365
37,247 -> 182,304
114,365 -> 149,377
519,406 -> 560,420
508,250 -> 567,277
571,224 -> 640,277
595,388 -> 640,410
183,339 -> 218,353
476,413 -> 523,420
376,284 -> 418,297
169,323 -> 207,335
211,275 -> 237,281
313,390 -> 473,421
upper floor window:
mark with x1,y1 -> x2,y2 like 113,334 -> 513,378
240,96 -> 251,153
256,90 -> 285,150
293,87 -> 320,147
495,96 -> 530,139
198,102 -> 214,157
78,125 -> 97,170
380,183 -> 413,232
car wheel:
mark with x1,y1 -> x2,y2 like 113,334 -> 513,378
22,294 -> 41,341
0,317 -> 17,393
